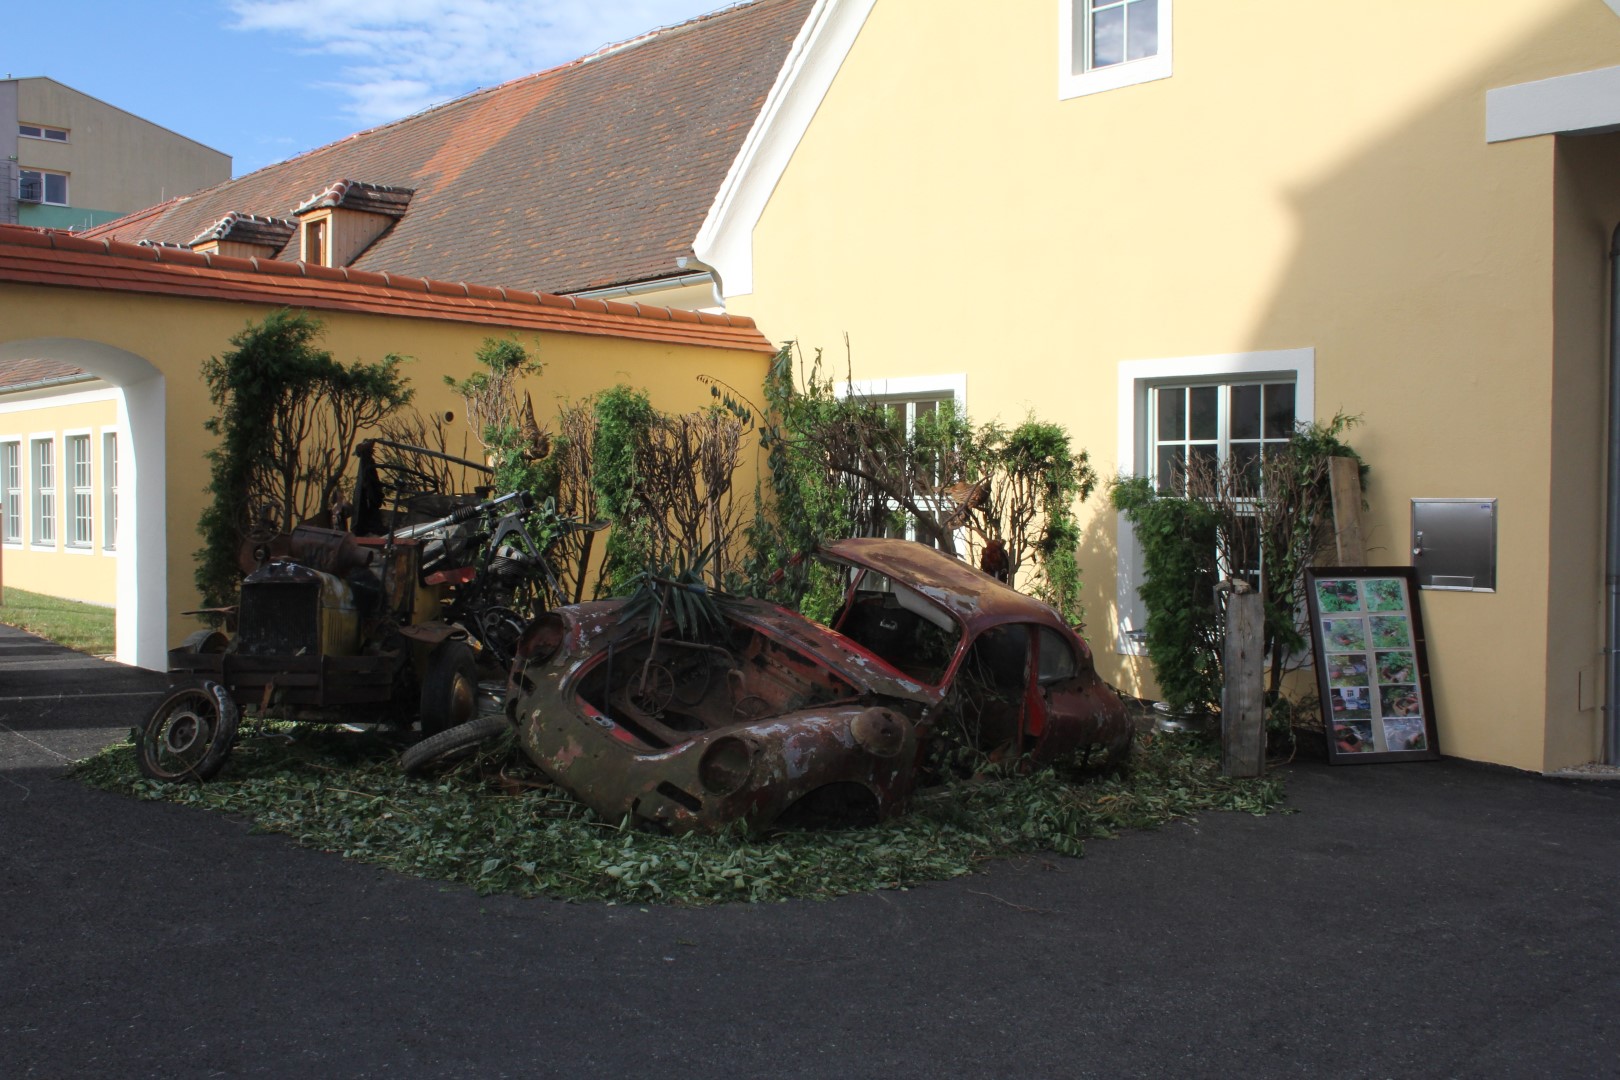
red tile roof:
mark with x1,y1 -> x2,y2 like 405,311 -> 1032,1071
0,224 -> 775,355
0,356 -> 92,391
83,0 -> 815,295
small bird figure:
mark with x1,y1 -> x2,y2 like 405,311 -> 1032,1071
980,537 -> 1009,582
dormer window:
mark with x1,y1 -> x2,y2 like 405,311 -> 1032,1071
302,216 -> 329,266
292,180 -> 413,269
186,213 -> 296,260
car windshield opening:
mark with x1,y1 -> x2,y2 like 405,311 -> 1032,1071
831,570 -> 961,684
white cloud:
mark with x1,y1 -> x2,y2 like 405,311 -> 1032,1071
228,0 -> 731,126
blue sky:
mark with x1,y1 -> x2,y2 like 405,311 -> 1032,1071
5,0 -> 734,176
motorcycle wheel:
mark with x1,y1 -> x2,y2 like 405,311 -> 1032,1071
401,714 -> 508,775
136,679 -> 240,782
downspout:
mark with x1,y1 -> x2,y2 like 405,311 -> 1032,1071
1606,224 -> 1620,765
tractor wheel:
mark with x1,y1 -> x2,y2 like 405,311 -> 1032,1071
419,640 -> 478,736
136,679 -> 240,782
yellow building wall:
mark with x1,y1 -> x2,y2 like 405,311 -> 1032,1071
16,78 -> 231,217
0,286 -> 768,653
728,0 -> 1620,770
1545,131 -> 1620,769
0,390 -> 120,606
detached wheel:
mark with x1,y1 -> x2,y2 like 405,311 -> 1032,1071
419,640 -> 478,735
401,714 -> 507,775
137,679 -> 239,782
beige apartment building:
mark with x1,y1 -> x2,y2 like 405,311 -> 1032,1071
1,76 -> 230,231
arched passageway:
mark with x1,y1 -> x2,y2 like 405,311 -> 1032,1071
0,338 -> 166,669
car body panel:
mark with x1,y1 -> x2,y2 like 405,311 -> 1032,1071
506,539 -> 1131,833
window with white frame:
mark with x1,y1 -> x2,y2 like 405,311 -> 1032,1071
841,375 -> 968,549
18,169 -> 69,206
1115,349 -> 1315,652
66,434 -> 93,547
877,392 -> 953,547
18,123 -> 69,142
2,441 -> 20,544
31,437 -> 56,546
1148,379 -> 1296,591
103,432 -> 119,552
1059,0 -> 1172,100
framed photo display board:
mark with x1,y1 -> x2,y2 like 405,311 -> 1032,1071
1305,567 -> 1440,764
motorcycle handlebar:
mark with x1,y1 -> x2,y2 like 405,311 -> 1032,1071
390,490 -> 531,540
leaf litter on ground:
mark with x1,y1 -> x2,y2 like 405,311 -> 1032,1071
70,720 -> 1287,906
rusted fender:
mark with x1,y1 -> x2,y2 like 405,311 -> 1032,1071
512,695 -> 918,833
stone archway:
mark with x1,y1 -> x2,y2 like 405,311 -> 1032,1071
0,338 -> 166,669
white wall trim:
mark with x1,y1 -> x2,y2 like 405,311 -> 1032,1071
0,384 -> 118,413
1486,63 -> 1620,143
839,372 -> 968,408
1113,347 -> 1316,654
1058,0 -> 1173,101
694,0 -> 876,299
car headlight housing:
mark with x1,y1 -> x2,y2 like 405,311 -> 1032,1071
698,736 -> 754,796
850,707 -> 908,757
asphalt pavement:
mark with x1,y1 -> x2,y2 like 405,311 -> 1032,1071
3,622 -> 1618,1079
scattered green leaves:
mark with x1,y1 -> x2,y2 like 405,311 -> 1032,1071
70,721 -> 1285,906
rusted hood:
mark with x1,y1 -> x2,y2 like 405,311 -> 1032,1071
557,596 -> 939,706
819,537 -> 1072,637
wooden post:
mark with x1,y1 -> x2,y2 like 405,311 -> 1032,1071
1329,456 -> 1366,566
1222,586 -> 1266,778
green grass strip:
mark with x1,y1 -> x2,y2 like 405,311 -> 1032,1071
71,725 -> 1286,905
1,586 -> 116,655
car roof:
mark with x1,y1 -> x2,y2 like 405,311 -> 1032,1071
819,537 -> 1072,634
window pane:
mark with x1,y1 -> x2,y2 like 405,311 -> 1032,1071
1156,386 -> 1185,440
1230,384 -> 1262,440
1189,385 -> 1218,440
1156,445 -> 1185,494
44,173 -> 67,204
19,125 -> 41,138
1126,0 -> 1158,61
1037,627 -> 1080,684
1230,442 -> 1262,493
1091,5 -> 1124,67
1264,383 -> 1297,439
45,128 -> 68,141
1187,443 -> 1218,489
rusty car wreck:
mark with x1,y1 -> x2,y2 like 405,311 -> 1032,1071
502,538 -> 1131,833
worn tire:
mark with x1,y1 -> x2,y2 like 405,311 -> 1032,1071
136,679 -> 240,782
400,714 -> 508,775
419,640 -> 478,736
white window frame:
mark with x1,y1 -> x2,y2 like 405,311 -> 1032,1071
2,440 -> 20,545
18,123 -> 69,142
18,169 -> 69,206
65,431 -> 94,550
1059,0 -> 1173,101
1114,348 -> 1315,654
30,435 -> 57,548
839,374 -> 968,547
102,429 -> 120,553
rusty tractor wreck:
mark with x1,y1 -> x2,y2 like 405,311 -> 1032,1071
501,538 -> 1132,833
138,440 -> 535,782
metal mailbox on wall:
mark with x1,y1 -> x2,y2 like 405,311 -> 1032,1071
1410,498 -> 1496,592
